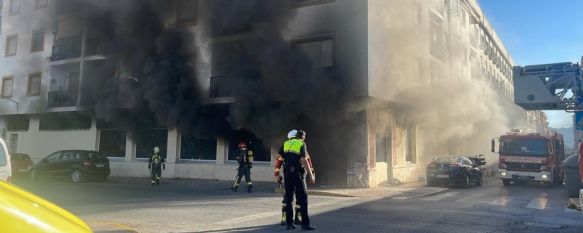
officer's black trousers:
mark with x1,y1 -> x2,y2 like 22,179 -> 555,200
284,172 -> 310,226
150,167 -> 162,181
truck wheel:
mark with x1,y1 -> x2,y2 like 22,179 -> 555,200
502,179 -> 511,186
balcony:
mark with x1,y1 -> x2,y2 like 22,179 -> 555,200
48,90 -> 78,108
55,0 -> 84,17
209,76 -> 233,98
50,36 -> 82,61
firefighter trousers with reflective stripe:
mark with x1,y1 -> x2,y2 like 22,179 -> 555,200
284,172 -> 310,226
234,165 -> 252,186
150,167 -> 162,182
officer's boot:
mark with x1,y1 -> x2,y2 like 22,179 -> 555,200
293,206 -> 302,225
247,184 -> 253,193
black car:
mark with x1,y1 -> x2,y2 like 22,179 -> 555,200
426,155 -> 483,188
31,150 -> 110,183
562,154 -> 581,197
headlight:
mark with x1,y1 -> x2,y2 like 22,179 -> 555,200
541,174 -> 548,179
500,171 -> 507,176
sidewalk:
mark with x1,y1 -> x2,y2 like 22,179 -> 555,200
568,197 -> 581,211
308,182 -> 448,198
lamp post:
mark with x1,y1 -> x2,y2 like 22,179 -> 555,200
1,97 -> 19,115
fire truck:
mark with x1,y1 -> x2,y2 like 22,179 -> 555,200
492,130 -> 565,185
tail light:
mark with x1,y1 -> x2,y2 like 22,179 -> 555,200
83,161 -> 91,167
500,163 -> 507,169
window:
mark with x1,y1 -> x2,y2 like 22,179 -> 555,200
45,152 -> 62,163
5,34 -> 17,56
405,128 -> 416,163
39,112 -> 92,131
31,30 -> 44,52
375,132 -> 391,163
180,134 -> 217,160
34,0 -> 48,9
293,35 -> 334,68
99,129 -> 126,158
430,14 -> 445,60
1,77 -> 13,97
176,0 -> 198,26
9,0 -> 19,15
5,116 -> 29,131
135,128 -> 167,159
27,73 -> 41,96
293,0 -> 334,8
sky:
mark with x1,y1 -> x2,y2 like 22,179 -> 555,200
478,0 -> 583,128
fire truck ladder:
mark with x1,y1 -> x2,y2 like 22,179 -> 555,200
513,61 -> 583,112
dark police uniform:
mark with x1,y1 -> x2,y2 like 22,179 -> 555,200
278,138 -> 311,228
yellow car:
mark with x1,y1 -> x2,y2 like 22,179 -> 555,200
0,180 -> 93,233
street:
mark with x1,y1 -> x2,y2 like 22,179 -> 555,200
13,178 -> 583,233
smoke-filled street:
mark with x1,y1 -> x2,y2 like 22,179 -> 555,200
12,178 -> 583,233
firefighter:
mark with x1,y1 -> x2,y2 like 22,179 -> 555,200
231,142 -> 254,193
276,130 -> 316,230
148,146 -> 165,186
275,130 -> 315,226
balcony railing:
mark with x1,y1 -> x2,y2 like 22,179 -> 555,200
209,76 -> 233,98
50,36 -> 82,61
48,90 -> 78,108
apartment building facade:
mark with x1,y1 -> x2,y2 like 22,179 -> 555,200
0,0 -> 548,186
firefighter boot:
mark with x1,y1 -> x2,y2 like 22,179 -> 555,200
150,180 -> 155,186
247,184 -> 253,193
280,212 -> 286,226
231,185 -> 238,192
293,206 -> 302,225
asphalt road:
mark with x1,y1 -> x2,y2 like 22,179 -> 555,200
13,177 -> 583,233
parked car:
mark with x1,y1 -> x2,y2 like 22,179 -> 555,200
426,155 -> 483,188
0,138 -> 11,182
31,150 -> 110,183
10,153 -> 33,178
562,154 -> 581,197
0,180 -> 93,232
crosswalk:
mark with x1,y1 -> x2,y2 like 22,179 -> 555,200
389,190 -> 577,212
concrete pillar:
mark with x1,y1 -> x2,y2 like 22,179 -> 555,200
166,128 -> 179,163
216,137 -> 227,165
125,131 -> 134,162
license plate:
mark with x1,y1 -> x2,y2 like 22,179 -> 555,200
436,174 -> 449,178
96,164 -> 105,168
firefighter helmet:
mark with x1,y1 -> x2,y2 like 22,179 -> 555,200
154,146 -> 160,154
238,142 -> 247,149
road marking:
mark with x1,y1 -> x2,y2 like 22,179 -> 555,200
525,198 -> 547,210
422,192 -> 459,201
489,197 -> 511,206
390,196 -> 410,200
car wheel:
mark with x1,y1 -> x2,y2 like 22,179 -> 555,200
476,174 -> 482,186
71,169 -> 83,183
502,179 -> 511,186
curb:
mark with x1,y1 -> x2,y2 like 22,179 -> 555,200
568,198 -> 581,211
307,190 -> 356,197
415,188 -> 450,197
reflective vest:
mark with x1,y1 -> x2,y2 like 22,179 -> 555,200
284,138 -> 304,155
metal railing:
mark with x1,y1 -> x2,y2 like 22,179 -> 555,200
50,36 -> 82,61
48,90 -> 78,108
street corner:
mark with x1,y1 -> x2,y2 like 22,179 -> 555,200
89,220 -> 139,233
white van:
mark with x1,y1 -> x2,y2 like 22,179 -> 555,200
0,138 -> 11,182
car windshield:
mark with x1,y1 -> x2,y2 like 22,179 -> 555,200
500,138 -> 549,156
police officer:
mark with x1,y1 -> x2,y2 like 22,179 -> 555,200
275,130 -> 315,226
277,130 -> 316,230
231,142 -> 254,193
148,146 -> 165,186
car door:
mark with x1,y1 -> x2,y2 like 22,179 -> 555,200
39,152 -> 63,178
0,138 -> 11,181
463,157 -> 480,181
54,151 -> 75,178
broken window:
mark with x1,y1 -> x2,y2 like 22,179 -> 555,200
293,36 -> 334,68
135,128 -> 167,159
99,129 -> 126,158
180,134 -> 217,160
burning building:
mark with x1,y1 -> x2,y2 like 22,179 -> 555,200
0,0 -> 549,187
